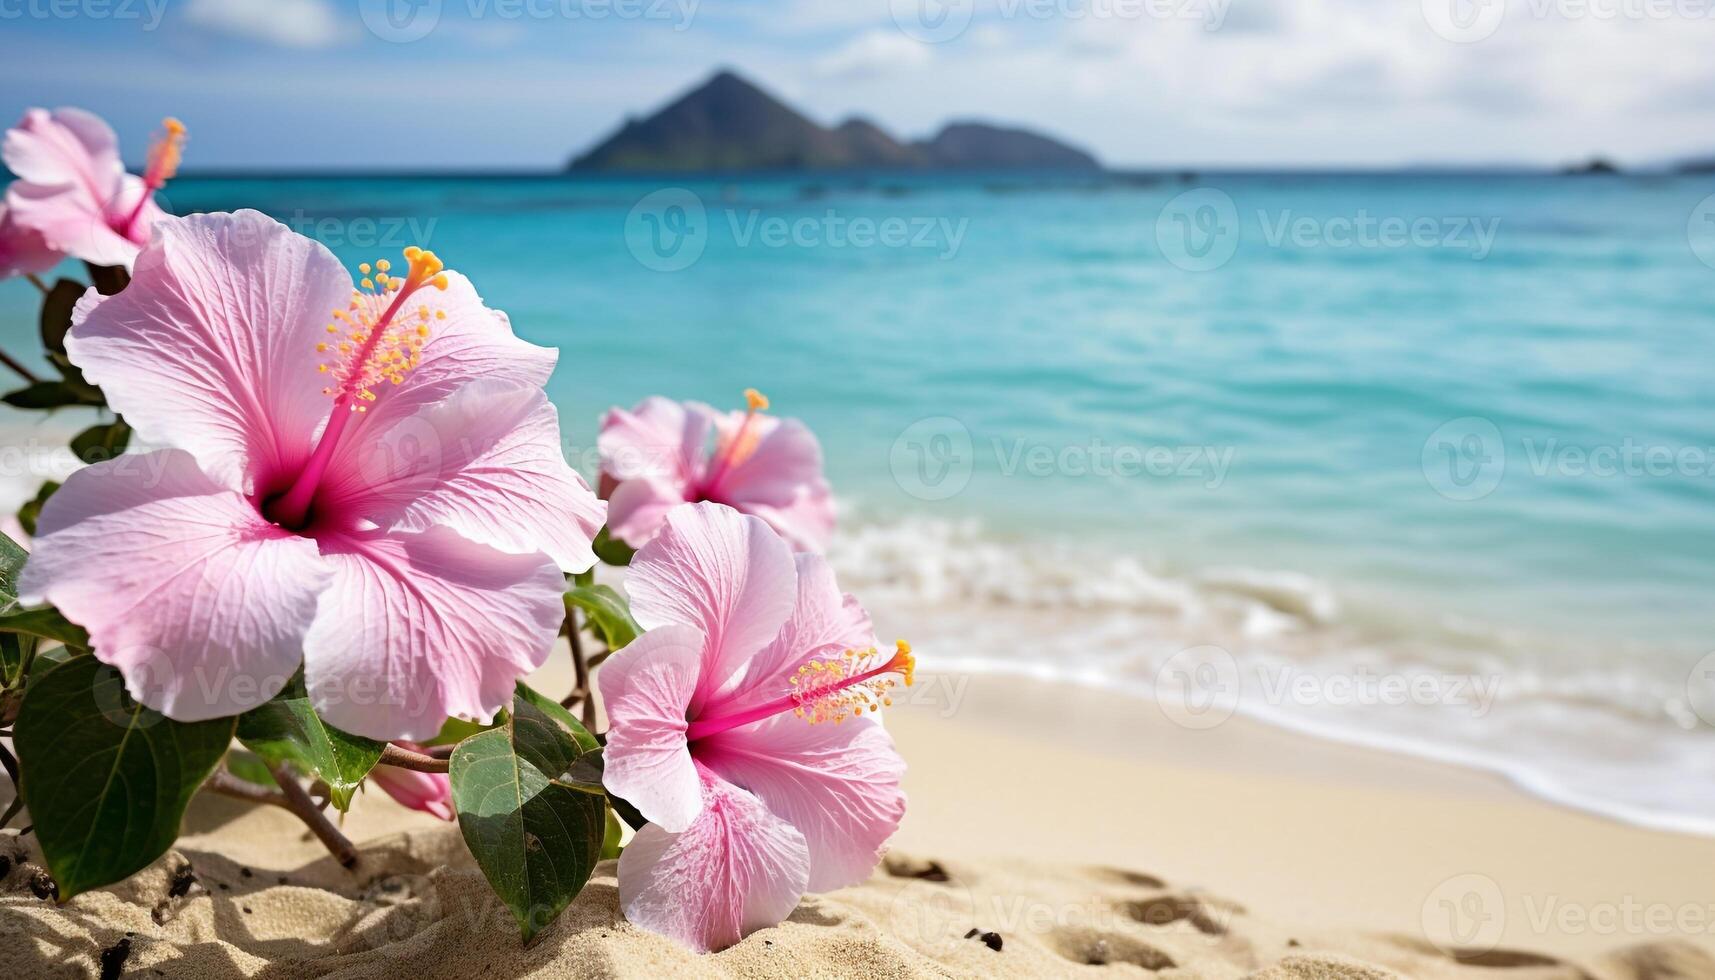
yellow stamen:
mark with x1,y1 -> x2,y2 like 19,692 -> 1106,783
789,640 -> 914,726
745,387 -> 769,412
316,245 -> 450,405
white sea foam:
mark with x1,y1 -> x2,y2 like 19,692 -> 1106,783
830,512 -> 1715,837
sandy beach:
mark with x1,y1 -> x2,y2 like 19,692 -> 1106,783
3,666 -> 1710,978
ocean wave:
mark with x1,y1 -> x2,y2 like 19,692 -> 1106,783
831,512 -> 1715,837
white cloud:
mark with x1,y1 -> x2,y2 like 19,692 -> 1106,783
182,0 -> 355,49
812,30 -> 932,79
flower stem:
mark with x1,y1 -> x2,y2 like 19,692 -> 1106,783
269,764 -> 359,868
204,767 -> 357,867
378,743 -> 449,773
25,273 -> 48,295
0,349 -> 40,385
560,604 -> 600,730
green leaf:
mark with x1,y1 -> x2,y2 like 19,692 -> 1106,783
2,380 -> 103,410
591,526 -> 634,567
0,529 -> 35,688
0,607 -> 89,649
601,806 -> 624,860
221,749 -> 279,788
39,278 -> 82,356
424,715 -> 492,747
235,676 -> 383,811
0,526 -> 28,609
565,584 -> 641,652
449,685 -> 606,943
84,262 -> 130,297
18,481 -> 59,537
15,656 -> 234,899
69,421 -> 130,464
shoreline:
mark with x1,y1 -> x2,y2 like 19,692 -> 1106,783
886,670 -> 1715,958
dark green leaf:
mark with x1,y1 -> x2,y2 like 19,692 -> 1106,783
0,633 -> 35,691
591,526 -> 634,567
84,262 -> 129,297
0,529 -> 33,688
449,686 -> 606,943
235,676 -> 383,811
18,481 -> 59,537
16,656 -> 234,898
0,526 -> 27,610
565,584 -> 641,653
39,278 -> 82,356
26,642 -> 79,682
2,380 -> 104,410
69,421 -> 130,464
0,607 -> 89,649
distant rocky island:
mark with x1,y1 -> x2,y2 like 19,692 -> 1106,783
568,70 -> 1101,173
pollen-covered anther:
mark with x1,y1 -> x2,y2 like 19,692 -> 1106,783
316,246 -> 448,404
790,641 -> 915,725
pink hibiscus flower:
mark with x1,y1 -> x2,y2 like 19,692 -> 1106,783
598,390 -> 835,553
2,108 -> 180,269
19,209 -> 605,740
598,502 -> 910,952
370,744 -> 454,821
0,202 -> 59,280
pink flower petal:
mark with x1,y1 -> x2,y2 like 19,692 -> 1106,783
301,525 -> 565,741
18,450 -> 330,721
604,474 -> 689,549
626,503 -> 797,715
6,178 -> 141,269
319,380 -> 604,573
733,484 -> 836,555
2,107 -> 121,192
595,623 -> 707,832
617,765 -> 811,953
331,270 -> 557,458
0,202 -> 61,279
700,715 -> 906,893
599,396 -> 709,486
370,765 -> 455,821
702,412 -> 834,553
705,553 -> 875,717
64,210 -> 349,494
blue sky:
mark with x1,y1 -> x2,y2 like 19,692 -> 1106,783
1,0 -> 1712,170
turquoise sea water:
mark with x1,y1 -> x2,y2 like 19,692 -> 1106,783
3,171 -> 1713,832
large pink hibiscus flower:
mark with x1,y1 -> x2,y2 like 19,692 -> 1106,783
598,391 -> 835,553
19,210 -> 605,740
598,502 -> 909,952
2,108 -> 179,269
